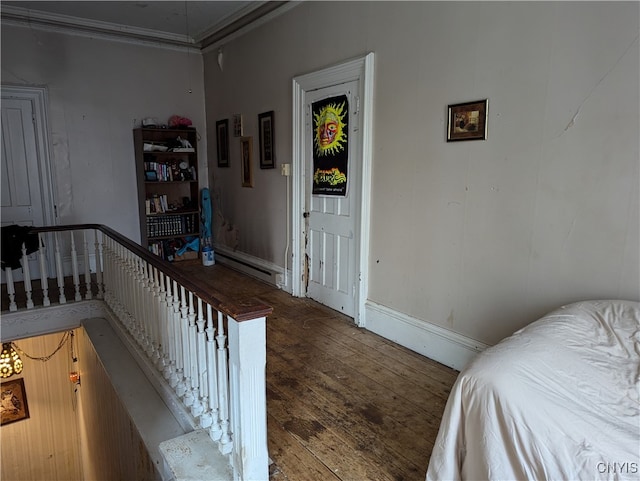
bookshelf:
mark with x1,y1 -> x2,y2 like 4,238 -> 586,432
133,127 -> 200,261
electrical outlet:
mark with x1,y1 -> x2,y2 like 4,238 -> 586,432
281,163 -> 291,176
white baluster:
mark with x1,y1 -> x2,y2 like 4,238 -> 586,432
164,275 -> 176,382
94,230 -> 103,299
152,267 -> 162,365
132,254 -> 140,334
55,232 -> 66,304
185,292 -> 198,409
70,232 -> 82,301
138,260 -> 150,349
190,296 -> 204,418
5,267 -> 17,312
157,270 -> 167,372
136,258 -> 146,347
179,286 -> 192,403
216,311 -> 231,453
100,235 -> 110,304
21,242 -> 34,309
38,233 -> 50,307
169,281 -> 182,386
103,236 -> 114,305
83,231 -> 92,300
204,303 -> 219,434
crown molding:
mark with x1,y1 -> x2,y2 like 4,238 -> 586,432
200,1 -> 297,53
2,2 -> 298,53
1,5 -> 200,52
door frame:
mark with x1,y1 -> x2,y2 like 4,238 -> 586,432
2,85 -> 57,227
291,53 -> 375,327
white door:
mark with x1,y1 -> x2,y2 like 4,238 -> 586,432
292,53 -> 374,326
1,87 -> 55,280
1,98 -> 47,227
304,81 -> 360,317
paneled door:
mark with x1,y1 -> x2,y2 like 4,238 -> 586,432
292,53 -> 374,326
1,87 -> 55,280
304,81 -> 360,318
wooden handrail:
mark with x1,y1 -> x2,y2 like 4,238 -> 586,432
30,224 -> 273,321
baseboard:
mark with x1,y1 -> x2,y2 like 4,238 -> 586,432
213,245 -> 287,290
364,301 -> 488,371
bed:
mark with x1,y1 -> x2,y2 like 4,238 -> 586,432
426,299 -> 640,481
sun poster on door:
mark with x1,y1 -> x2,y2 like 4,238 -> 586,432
312,95 -> 348,196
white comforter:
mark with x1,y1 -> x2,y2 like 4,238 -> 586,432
426,300 -> 640,481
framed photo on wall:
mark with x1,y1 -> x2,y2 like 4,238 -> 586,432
447,99 -> 488,142
258,111 -> 275,169
1,378 -> 30,426
240,136 -> 253,188
216,119 -> 229,167
233,114 -> 243,137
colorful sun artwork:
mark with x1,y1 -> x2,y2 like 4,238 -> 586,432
313,100 -> 348,157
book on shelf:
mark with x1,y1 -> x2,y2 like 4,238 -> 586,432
147,194 -> 169,214
146,212 -> 197,239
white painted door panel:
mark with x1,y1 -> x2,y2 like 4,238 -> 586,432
1,96 -> 47,280
1,98 -> 45,226
305,81 -> 360,317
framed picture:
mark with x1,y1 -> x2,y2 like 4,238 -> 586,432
258,111 -> 275,169
216,119 -> 229,167
447,99 -> 488,142
1,378 -> 30,426
233,114 -> 243,137
240,136 -> 253,188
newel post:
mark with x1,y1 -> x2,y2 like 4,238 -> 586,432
228,315 -> 269,481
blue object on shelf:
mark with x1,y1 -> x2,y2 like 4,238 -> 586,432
176,236 -> 199,256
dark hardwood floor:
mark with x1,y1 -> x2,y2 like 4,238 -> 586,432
1,261 -> 459,480
175,262 -> 459,481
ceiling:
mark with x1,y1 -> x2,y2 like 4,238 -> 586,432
1,1 -> 290,49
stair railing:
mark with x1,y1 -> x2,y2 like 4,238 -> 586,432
1,224 -> 271,481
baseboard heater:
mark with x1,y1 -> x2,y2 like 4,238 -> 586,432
214,251 -> 272,278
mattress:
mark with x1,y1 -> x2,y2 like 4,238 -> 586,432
426,300 -> 640,481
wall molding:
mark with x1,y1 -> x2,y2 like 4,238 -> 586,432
364,300 -> 488,371
1,300 -> 104,341
0,5 -> 198,52
2,3 -> 296,53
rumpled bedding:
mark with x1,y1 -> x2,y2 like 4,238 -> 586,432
426,300 -> 640,481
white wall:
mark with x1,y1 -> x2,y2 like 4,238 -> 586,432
205,2 -> 639,345
1,26 -> 207,243
1,331 -> 83,481
1,2 -> 637,350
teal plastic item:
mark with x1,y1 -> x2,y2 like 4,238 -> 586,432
176,236 -> 199,256
201,188 -> 212,239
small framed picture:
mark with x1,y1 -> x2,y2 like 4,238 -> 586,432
1,378 -> 30,426
233,114 -> 243,137
258,111 -> 275,169
216,119 -> 229,167
447,99 -> 488,142
145,170 -> 158,181
240,136 -> 253,188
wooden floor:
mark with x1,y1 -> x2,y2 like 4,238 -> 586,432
175,262 -> 459,481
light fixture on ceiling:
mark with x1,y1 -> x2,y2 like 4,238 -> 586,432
1,331 -> 75,379
184,1 -> 193,93
0,342 -> 23,379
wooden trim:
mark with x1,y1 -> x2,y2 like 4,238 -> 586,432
291,53 -> 375,325
364,300 -> 488,371
29,224 -> 273,322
